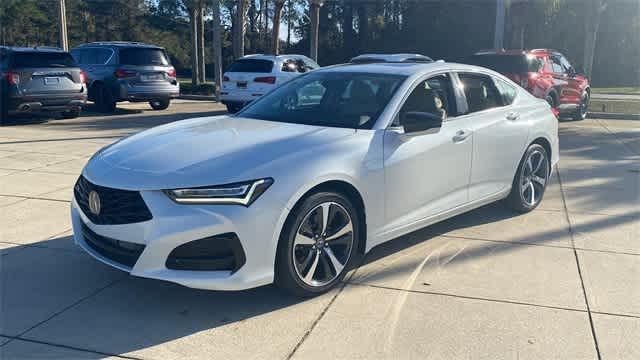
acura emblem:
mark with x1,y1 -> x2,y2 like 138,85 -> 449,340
88,191 -> 101,216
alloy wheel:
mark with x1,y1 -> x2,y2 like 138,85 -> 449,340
292,202 -> 354,287
519,149 -> 549,207
579,93 -> 589,119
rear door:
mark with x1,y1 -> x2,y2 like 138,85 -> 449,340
12,51 -> 84,96
455,72 -> 530,201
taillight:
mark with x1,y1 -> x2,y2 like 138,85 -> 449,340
6,71 -> 19,86
114,69 -> 138,78
254,76 -> 276,84
166,67 -> 176,78
79,70 -> 88,84
223,75 -> 230,82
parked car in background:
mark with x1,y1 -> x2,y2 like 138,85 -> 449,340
0,46 -> 87,125
72,57 -> 558,296
71,42 -> 179,113
466,49 -> 590,120
220,54 -> 320,113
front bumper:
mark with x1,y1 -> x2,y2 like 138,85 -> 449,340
71,185 -> 288,291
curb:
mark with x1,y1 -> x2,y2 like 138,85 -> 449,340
178,95 -> 217,101
587,112 -> 640,120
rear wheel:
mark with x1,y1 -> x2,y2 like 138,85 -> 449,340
61,109 -> 80,119
149,99 -> 170,110
275,192 -> 360,297
0,94 -> 8,126
572,91 -> 590,121
504,144 -> 550,213
94,84 -> 116,113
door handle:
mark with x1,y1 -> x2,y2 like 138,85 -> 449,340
452,129 -> 471,143
506,112 -> 520,121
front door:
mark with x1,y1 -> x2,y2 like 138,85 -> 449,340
383,73 -> 473,234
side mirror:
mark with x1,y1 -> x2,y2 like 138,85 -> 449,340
400,111 -> 444,134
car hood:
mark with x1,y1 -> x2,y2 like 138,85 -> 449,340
84,115 -> 355,190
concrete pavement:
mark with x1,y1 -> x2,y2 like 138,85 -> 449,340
0,101 -> 638,359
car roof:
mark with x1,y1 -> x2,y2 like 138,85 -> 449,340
316,61 -> 497,77
238,54 -> 311,61
350,53 -> 433,63
0,46 -> 66,53
73,41 -> 164,50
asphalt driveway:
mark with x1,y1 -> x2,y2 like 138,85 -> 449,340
0,101 -> 638,359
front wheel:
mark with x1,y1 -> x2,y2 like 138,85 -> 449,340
572,91 -> 590,121
61,109 -> 80,119
149,99 -> 170,110
275,192 -> 360,297
504,144 -> 550,213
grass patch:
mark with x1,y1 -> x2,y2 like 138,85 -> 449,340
591,87 -> 640,95
590,99 -> 640,114
179,80 -> 215,96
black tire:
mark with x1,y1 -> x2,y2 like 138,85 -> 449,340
571,91 -> 590,121
61,109 -> 80,119
0,94 -> 8,126
504,144 -> 550,213
94,84 -> 116,113
544,93 -> 557,110
226,104 -> 241,114
275,191 -> 361,297
149,99 -> 170,110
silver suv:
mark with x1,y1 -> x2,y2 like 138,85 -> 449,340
71,42 -> 179,113
0,46 -> 87,125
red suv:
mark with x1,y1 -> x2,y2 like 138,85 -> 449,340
467,49 -> 590,120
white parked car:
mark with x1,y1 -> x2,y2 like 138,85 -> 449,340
72,56 -> 559,296
220,54 -> 320,113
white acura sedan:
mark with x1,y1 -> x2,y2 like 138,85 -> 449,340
72,58 -> 558,296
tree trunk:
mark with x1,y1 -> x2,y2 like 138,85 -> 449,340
272,0 -> 285,55
309,1 -> 322,61
356,4 -> 367,53
286,0 -> 292,48
583,0 -> 607,78
343,1 -> 354,56
190,7 -> 200,86
198,3 -> 206,83
212,0 -> 223,99
233,0 -> 249,58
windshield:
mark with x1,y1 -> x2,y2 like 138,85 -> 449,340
119,48 -> 169,66
466,54 -> 543,73
13,52 -> 76,68
237,72 -> 407,129
227,59 -> 274,73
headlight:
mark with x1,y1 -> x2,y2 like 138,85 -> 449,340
164,178 -> 273,206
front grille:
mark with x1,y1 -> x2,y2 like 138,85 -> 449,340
74,176 -> 152,225
81,223 -> 145,268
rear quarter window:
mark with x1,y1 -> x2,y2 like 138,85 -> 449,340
119,48 -> 169,66
13,52 -> 76,68
227,59 -> 274,73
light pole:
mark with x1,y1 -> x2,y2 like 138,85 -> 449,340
309,0 -> 323,61
58,0 -> 68,51
494,0 -> 506,49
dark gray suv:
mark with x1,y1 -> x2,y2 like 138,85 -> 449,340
71,42 -> 179,113
0,46 -> 87,125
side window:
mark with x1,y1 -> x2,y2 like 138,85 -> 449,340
550,56 -> 565,74
281,59 -> 298,73
400,74 -> 455,119
494,78 -> 517,105
70,49 -> 84,64
559,55 -> 573,73
458,73 -> 503,113
94,49 -> 112,64
297,80 -> 326,106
